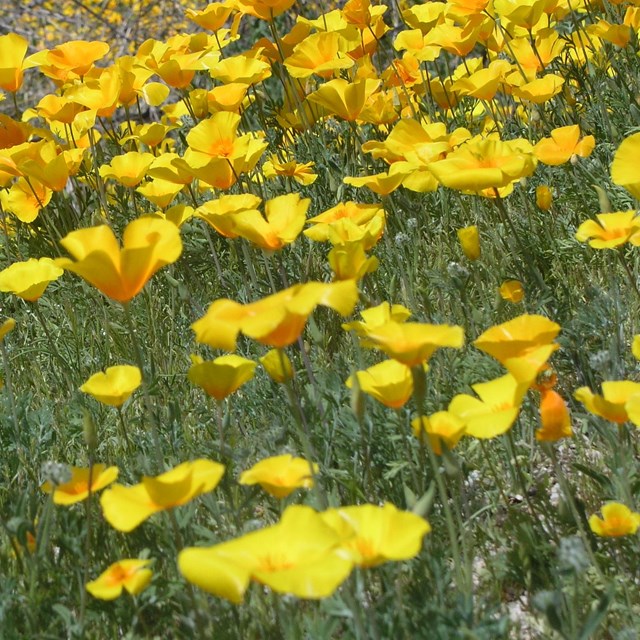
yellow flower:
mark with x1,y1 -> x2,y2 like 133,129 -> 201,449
574,381 -> 640,424
229,193 -> 310,251
42,464 -> 119,505
357,321 -> 464,367
589,503 -> 640,537
0,33 -> 30,92
474,314 -> 561,383
99,152 -> 155,188
575,211 -> 640,249
536,388 -> 572,442
179,505 -> 353,603
193,280 -> 359,351
307,78 -> 381,122
283,32 -> 354,79
427,137 -> 537,195
342,302 -> 412,346
188,355 -> 256,401
457,226 -> 480,260
56,217 -> 182,303
536,185 -> 553,210
259,348 -> 294,383
239,454 -> 318,498
320,503 -> 430,568
0,258 -> 63,302
86,559 -> 153,600
0,317 -> 16,341
499,279 -> 524,303
448,374 -> 529,439
533,125 -> 595,166
80,365 -> 142,407
411,411 -> 466,454
346,360 -> 416,409
611,133 -> 640,199
100,459 -> 225,532
329,242 -> 379,281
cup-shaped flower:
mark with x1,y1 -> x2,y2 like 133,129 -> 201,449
42,464 -> 119,505
411,411 -> 466,454
342,302 -> 412,347
305,202 -> 384,243
499,280 -> 524,303
574,381 -> 640,424
328,243 -> 379,281
80,365 -> 142,407
536,388 -> 572,441
259,348 -> 294,383
356,321 -> 464,367
56,217 -> 182,303
100,459 -> 225,532
86,559 -> 153,600
239,454 -> 318,498
611,132 -> 640,200
427,137 -> 537,195
536,185 -> 552,210
533,125 -> 595,166
457,226 -> 480,260
235,0 -> 296,20
589,503 -> 640,537
474,314 -> 560,383
0,33 -> 29,92
307,78 -> 381,122
99,152 -> 155,188
346,359 -> 415,409
196,194 -> 262,239
192,280 -> 359,351
0,317 -> 16,342
229,193 -> 310,251
0,258 -> 63,302
188,354 -> 256,401
448,374 -> 529,439
575,211 -> 640,249
320,503 -> 431,568
178,505 -> 354,603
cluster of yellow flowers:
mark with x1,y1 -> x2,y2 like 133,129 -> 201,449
1,0 -> 640,619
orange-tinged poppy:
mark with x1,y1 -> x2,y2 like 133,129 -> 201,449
262,156 -> 317,185
27,41 -> 110,83
239,454 -> 318,498
100,459 -> 225,532
574,381 -> 640,424
0,258 -> 63,301
589,503 -> 640,537
305,202 -> 384,243
536,388 -> 572,441
42,464 -> 119,505
186,2 -> 235,31
188,354 -> 256,401
536,185 -> 553,210
86,559 -> 153,600
343,302 -> 412,346
195,194 -> 262,239
56,217 -> 182,303
210,54 -> 271,85
0,33 -> 29,92
193,280 -> 359,351
0,177 -> 52,224
230,193 -> 310,251
576,211 -> 640,249
80,365 -> 142,407
511,74 -> 564,104
179,505 -> 353,603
